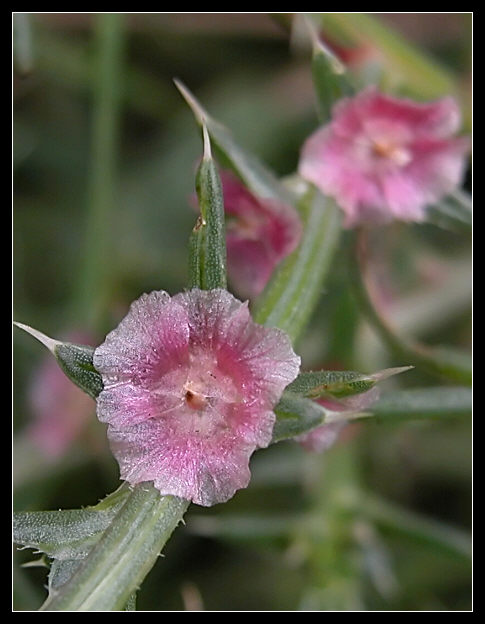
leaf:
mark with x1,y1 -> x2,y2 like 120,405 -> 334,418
361,495 -> 472,561
318,13 -> 458,101
189,125 -> 227,290
369,387 -> 472,422
13,485 -> 131,560
48,559 -> 83,592
272,386 -> 471,445
14,322 -> 103,399
14,482 -> 188,611
306,18 -> 355,122
13,13 -> 34,76
40,484 -> 189,611
272,391 -> 362,443
286,366 -> 412,400
174,79 -> 292,204
254,186 -> 341,343
273,392 -> 328,443
55,343 -> 104,399
426,189 -> 472,233
14,484 -> 131,607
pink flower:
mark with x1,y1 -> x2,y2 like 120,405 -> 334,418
295,387 -> 380,453
222,172 -> 302,298
299,88 -> 470,227
27,331 -> 96,459
93,289 -> 300,506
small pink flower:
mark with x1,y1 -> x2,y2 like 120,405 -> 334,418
222,172 -> 302,298
296,387 -> 380,453
93,289 -> 300,506
27,331 -> 96,459
299,88 -> 470,227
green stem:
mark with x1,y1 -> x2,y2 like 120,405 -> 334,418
302,442 -> 364,610
40,484 -> 189,611
73,14 -> 124,329
254,187 -> 340,343
13,13 -> 34,76
359,495 -> 471,561
319,13 -> 458,101
349,230 -> 472,385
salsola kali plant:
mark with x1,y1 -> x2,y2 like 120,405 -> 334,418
13,15 -> 471,612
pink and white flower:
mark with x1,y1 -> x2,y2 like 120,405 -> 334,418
222,172 -> 302,298
93,288 -> 300,506
299,87 -> 470,227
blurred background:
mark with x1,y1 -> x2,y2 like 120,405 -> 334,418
13,13 -> 472,611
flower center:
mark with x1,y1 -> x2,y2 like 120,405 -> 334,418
371,139 -> 411,167
184,388 -> 208,411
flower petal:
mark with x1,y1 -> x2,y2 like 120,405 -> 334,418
94,288 -> 300,505
299,88 -> 470,227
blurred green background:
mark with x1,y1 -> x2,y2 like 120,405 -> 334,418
13,13 -> 472,611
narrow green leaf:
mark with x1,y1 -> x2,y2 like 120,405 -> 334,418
14,322 -> 103,399
74,13 -> 124,328
306,18 -> 355,122
426,189 -> 472,233
272,392 -> 362,443
40,484 -> 189,611
369,387 -> 472,423
49,560 -> 83,592
361,495 -> 472,561
189,125 -> 227,290
174,79 -> 292,204
13,13 -> 34,76
13,485 -> 131,560
15,484 -> 146,609
286,366 -> 412,400
272,386 -> 471,445
273,392 -> 328,443
254,186 -> 341,343
188,215 -> 204,289
55,343 -> 103,399
318,13 -> 458,100
14,509 -> 114,560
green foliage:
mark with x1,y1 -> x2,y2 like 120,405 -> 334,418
175,79 -> 293,203
55,343 -> 103,399
13,12 -> 471,612
254,187 -> 341,342
286,366 -> 412,399
14,483 -> 188,611
370,387 -> 472,422
189,127 -> 227,290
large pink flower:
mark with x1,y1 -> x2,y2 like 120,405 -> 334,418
299,88 -> 470,226
93,289 -> 300,506
222,172 -> 302,298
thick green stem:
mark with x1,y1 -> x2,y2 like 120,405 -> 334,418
254,187 -> 340,343
74,14 -> 124,328
40,484 -> 189,611
301,442 -> 364,610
